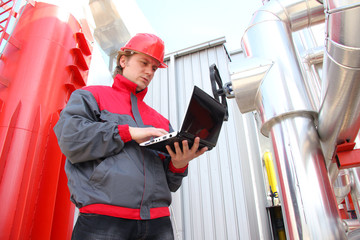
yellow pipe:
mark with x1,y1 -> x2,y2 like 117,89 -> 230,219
264,151 -> 277,195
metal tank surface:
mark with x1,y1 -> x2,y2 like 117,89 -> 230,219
0,2 -> 92,239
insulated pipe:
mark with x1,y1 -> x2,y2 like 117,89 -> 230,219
318,0 -> 360,166
343,219 -> 360,233
231,59 -> 272,115
270,116 -> 344,239
333,169 -> 351,204
232,0 -> 347,239
301,46 -> 323,109
350,168 -> 360,219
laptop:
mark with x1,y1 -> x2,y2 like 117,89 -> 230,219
140,86 -> 227,154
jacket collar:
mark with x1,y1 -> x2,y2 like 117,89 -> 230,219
112,74 -> 148,101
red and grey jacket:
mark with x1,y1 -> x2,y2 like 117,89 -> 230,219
54,74 -> 188,220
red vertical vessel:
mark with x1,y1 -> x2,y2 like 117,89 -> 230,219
0,2 -> 92,239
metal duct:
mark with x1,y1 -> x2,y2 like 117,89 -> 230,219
343,219 -> 360,233
231,59 -> 272,115
318,0 -> 360,166
350,167 -> 360,219
333,169 -> 351,204
232,0 -> 347,238
300,46 -> 324,109
89,0 -> 131,56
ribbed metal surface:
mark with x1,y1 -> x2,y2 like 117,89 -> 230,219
145,39 -> 271,240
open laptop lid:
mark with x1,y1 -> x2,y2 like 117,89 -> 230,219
179,86 -> 226,146
140,85 -> 226,153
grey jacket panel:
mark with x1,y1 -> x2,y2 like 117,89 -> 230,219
54,88 -> 188,219
54,90 -> 126,163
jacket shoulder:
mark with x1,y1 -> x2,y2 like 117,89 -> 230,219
81,85 -> 114,103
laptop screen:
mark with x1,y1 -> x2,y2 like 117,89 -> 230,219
180,86 -> 226,145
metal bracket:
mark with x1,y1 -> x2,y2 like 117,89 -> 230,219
209,64 -> 229,121
336,142 -> 360,169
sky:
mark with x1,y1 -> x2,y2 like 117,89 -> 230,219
135,0 -> 263,53
8,1 -> 262,55
4,0 -> 264,85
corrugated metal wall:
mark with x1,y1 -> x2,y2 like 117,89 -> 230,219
145,38 -> 272,240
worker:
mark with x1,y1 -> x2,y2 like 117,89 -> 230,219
54,33 -> 208,240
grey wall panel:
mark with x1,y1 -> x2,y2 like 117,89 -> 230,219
145,42 -> 271,240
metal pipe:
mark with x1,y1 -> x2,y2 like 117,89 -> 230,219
231,0 -> 347,238
88,0 -> 131,55
230,59 -> 272,114
241,17 -> 319,136
350,168 -> 360,220
333,169 -> 351,204
270,117 -> 345,239
343,219 -> 360,233
318,0 -> 360,165
347,228 -> 360,240
300,46 -> 323,109
250,0 -> 325,32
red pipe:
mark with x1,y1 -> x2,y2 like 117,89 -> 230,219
0,2 -> 92,239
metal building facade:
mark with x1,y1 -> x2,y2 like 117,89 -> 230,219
145,38 -> 272,240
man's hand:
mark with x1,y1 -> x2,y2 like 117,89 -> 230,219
166,137 -> 208,169
129,126 -> 168,143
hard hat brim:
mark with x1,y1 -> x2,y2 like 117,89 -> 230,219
119,48 -> 167,68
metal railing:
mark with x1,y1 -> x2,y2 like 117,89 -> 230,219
0,0 -> 34,56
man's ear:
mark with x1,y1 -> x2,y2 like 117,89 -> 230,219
119,55 -> 126,68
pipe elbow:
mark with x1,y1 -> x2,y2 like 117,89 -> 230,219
248,0 -> 324,32
231,59 -> 273,113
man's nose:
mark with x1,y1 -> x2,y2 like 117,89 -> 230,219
145,65 -> 155,75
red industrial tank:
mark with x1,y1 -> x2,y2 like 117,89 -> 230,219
0,2 -> 92,239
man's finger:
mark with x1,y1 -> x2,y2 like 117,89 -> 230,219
166,145 -> 175,157
190,137 -> 201,151
182,140 -> 189,152
151,128 -> 168,137
174,141 -> 182,154
196,147 -> 208,157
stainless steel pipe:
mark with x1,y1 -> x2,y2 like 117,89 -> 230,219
334,169 -> 351,204
350,168 -> 360,219
231,0 -> 347,238
270,116 -> 345,239
318,0 -> 360,165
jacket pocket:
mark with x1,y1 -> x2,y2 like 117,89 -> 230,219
89,156 -> 115,183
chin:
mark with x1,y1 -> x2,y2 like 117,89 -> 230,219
136,85 -> 147,91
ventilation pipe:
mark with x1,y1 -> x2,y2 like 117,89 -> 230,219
317,1 -> 360,169
231,0 -> 347,239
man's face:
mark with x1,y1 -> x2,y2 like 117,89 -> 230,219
120,53 -> 160,91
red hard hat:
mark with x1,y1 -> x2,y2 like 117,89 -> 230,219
120,33 -> 167,68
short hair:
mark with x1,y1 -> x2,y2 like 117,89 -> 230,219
112,51 -> 135,78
